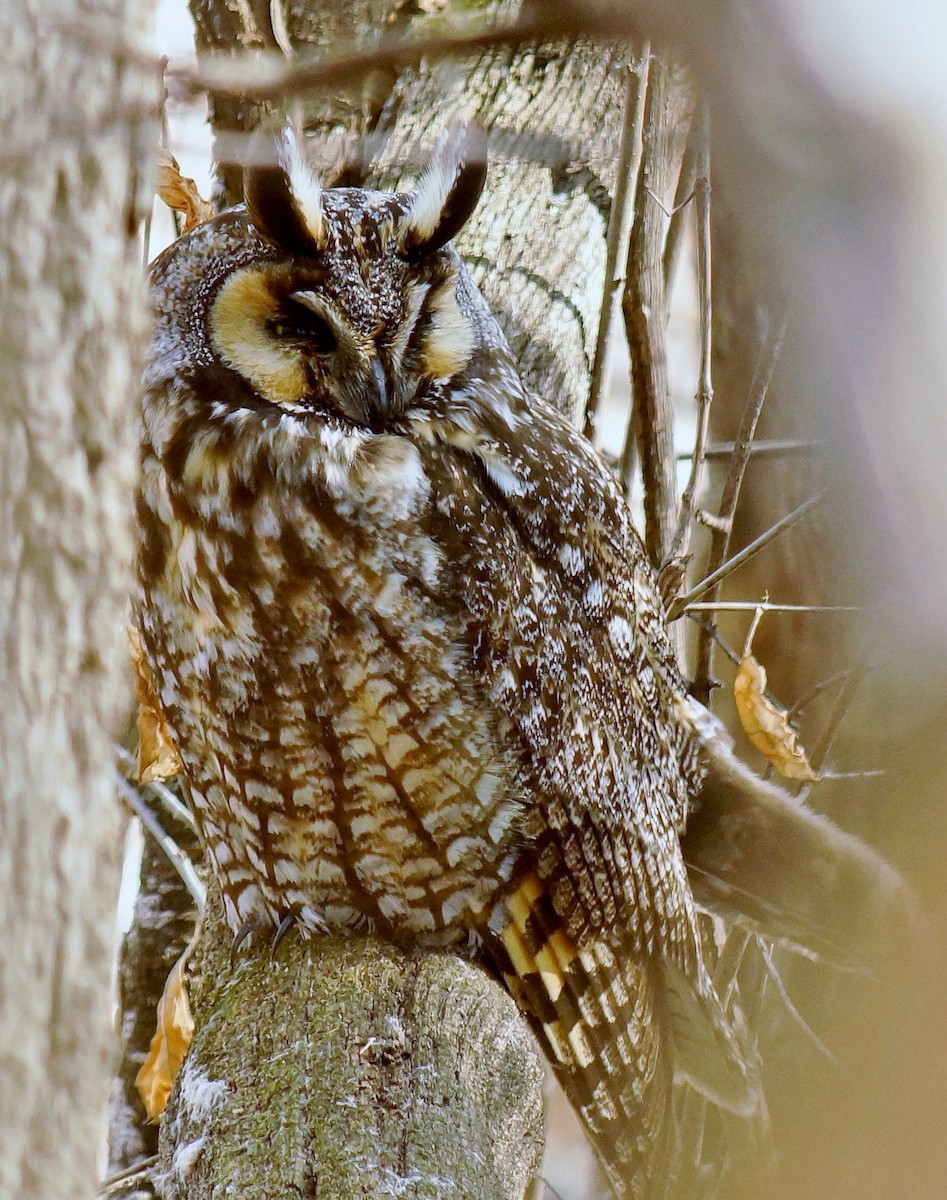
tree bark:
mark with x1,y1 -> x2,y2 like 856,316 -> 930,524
158,897 -> 545,1200
0,1 -> 154,1197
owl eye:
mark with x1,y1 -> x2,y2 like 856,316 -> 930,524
270,300 -> 337,353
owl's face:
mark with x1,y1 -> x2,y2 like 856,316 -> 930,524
146,135 -> 494,436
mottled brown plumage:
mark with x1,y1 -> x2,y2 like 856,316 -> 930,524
135,135 -> 756,1198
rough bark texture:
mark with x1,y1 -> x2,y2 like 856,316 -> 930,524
367,30 -> 624,422
158,897 -> 545,1200
0,1 -> 154,1196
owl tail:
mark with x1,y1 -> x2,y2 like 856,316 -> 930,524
487,871 -> 759,1200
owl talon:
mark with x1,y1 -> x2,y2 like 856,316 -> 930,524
229,920 -> 255,971
270,911 -> 298,960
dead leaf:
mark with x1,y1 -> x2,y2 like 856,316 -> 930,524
156,149 -> 215,233
734,654 -> 821,782
129,626 -> 182,783
136,956 -> 195,1120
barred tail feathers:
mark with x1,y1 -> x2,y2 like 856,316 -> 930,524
488,871 -> 758,1199
491,871 -> 673,1199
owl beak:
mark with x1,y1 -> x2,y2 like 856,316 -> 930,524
364,357 -> 389,430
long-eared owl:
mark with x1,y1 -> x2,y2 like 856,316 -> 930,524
135,133 -> 757,1198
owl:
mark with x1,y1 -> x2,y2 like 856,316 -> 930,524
135,133 -> 758,1199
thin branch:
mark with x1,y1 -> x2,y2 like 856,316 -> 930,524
758,943 -> 837,1064
685,602 -> 858,614
114,744 -> 197,833
713,927 -> 752,1008
669,104 -> 712,562
583,49 -> 649,448
668,491 -> 826,620
690,320 -> 786,700
114,772 -> 206,910
805,662 -> 868,778
621,55 -> 684,563
98,1156 -> 159,1196
785,670 -> 852,722
159,62 -> 183,241
689,616 -> 742,672
662,109 -> 700,305
677,438 -> 817,462
716,318 -> 787,543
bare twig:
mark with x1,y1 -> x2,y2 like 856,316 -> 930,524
98,1156 -> 159,1196
583,50 -> 649,448
114,772 -> 206,910
158,60 -> 182,240
785,670 -> 852,722
669,104 -> 712,562
114,744 -> 198,834
805,661 -> 868,778
621,55 -> 687,563
668,491 -> 826,620
677,438 -> 817,462
690,319 -> 786,700
685,602 -> 858,614
662,109 -> 700,304
758,943 -> 837,1063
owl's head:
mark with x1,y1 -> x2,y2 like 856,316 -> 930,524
147,133 -> 493,433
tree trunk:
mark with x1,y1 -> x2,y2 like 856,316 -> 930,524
0,1 -> 154,1197
159,896 -> 545,1200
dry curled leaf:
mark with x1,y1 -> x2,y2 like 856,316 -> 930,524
136,955 -> 195,1121
156,149 -> 215,232
734,654 -> 821,782
130,625 -> 182,783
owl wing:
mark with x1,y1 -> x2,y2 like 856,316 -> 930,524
421,391 -> 758,1197
427,390 -> 699,963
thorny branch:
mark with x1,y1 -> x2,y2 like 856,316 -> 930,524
662,109 -> 700,305
678,438 -> 817,462
804,660 -> 868,784
668,491 -> 827,620
690,319 -> 786,701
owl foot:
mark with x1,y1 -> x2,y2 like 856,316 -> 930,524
229,920 -> 255,971
270,911 -> 299,960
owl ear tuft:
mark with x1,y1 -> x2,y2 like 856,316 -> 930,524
400,127 -> 487,262
244,129 -> 326,255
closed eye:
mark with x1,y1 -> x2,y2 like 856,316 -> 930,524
270,298 -> 337,353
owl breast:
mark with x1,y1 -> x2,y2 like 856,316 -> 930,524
136,398 -> 522,945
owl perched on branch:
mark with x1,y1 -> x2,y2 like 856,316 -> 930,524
135,132 -> 908,1198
